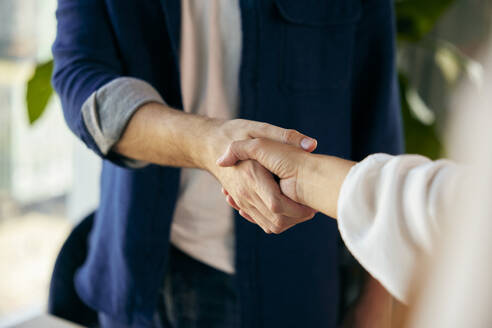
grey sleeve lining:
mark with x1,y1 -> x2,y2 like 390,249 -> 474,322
82,77 -> 165,168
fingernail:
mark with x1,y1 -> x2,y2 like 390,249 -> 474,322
301,138 -> 315,150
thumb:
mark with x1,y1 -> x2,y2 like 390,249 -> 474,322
249,124 -> 317,152
216,139 -> 260,167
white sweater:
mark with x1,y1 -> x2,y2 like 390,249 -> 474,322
337,153 -> 461,302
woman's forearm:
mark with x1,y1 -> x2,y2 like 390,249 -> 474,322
297,154 -> 356,219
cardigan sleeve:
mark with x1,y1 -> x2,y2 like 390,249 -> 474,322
52,0 -> 121,158
81,77 -> 165,168
337,154 -> 461,302
52,0 -> 164,168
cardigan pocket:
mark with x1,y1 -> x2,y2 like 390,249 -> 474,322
276,0 -> 362,94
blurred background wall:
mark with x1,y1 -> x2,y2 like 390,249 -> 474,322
398,0 -> 492,159
0,0 -> 100,325
0,0 -> 490,325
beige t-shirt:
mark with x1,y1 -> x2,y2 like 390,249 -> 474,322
170,0 -> 241,274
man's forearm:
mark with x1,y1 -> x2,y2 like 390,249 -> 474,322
113,102 -> 226,171
299,154 -> 355,219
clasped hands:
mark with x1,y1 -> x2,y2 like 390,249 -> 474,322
209,120 -> 319,234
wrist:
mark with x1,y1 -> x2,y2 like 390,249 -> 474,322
298,154 -> 355,218
296,152 -> 319,207
196,118 -> 232,174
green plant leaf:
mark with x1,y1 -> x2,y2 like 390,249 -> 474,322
26,59 -> 54,125
399,73 -> 443,159
396,0 -> 456,42
433,40 -> 484,87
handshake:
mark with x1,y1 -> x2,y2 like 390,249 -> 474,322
209,119 -> 352,234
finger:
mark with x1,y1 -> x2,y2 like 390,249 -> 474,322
217,138 -> 302,174
226,196 -> 269,229
256,168 -> 315,219
274,211 -> 316,230
233,194 -> 273,233
250,193 -> 292,234
249,123 -> 317,152
261,193 -> 316,233
243,206 -> 273,234
252,194 -> 313,234
275,194 -> 316,219
216,125 -> 317,168
226,195 -> 241,211
238,209 -> 257,225
245,169 -> 315,234
217,139 -> 263,167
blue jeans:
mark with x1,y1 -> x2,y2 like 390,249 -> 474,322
100,246 -> 240,328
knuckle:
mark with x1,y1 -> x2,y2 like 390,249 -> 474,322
271,215 -> 286,229
282,129 -> 298,143
268,198 -> 283,214
306,212 -> 316,220
270,224 -> 284,235
276,214 -> 286,225
256,122 -> 270,131
229,142 -> 242,157
233,118 -> 246,125
241,162 -> 257,179
236,188 -> 249,199
229,140 -> 240,149
250,138 -> 263,150
232,119 -> 248,132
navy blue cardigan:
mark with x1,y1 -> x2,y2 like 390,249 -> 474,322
52,0 -> 403,326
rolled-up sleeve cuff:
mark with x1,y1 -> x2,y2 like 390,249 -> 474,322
82,77 -> 164,168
